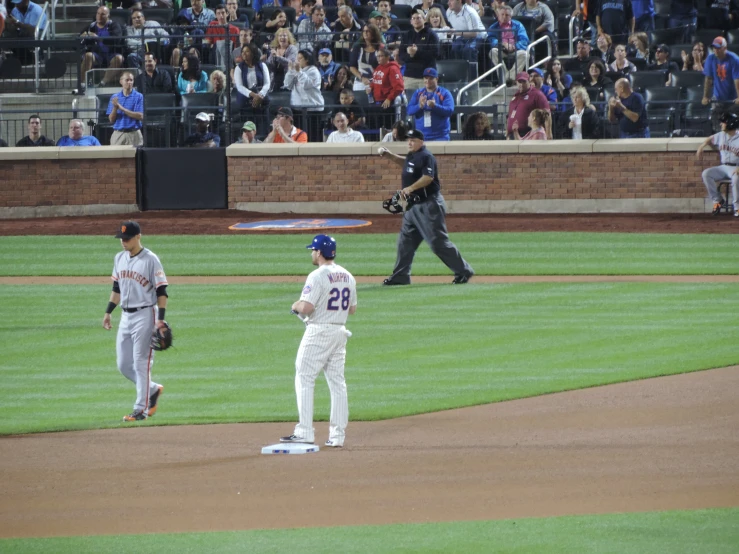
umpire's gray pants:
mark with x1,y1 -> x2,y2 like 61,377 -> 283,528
702,165 -> 739,206
388,193 -> 473,283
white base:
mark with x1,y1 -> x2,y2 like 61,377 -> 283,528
261,442 -> 320,455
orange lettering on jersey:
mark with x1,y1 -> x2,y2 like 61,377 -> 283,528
717,63 -> 728,81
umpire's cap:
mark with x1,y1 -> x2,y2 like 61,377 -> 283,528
115,221 -> 141,239
307,234 -> 336,259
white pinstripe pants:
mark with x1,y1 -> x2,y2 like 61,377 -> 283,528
293,324 -> 349,444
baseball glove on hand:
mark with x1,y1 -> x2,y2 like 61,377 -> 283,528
151,322 -> 173,351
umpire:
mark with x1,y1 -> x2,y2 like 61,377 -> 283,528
379,129 -> 474,285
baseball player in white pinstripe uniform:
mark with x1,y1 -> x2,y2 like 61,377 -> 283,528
697,111 -> 739,216
102,221 -> 169,422
281,234 -> 357,448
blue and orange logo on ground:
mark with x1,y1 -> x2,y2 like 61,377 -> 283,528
229,219 -> 372,231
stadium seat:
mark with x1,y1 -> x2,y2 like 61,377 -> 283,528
143,92 -> 177,147
109,9 -> 130,28
649,27 -> 685,47
436,59 -> 469,83
728,30 -> 739,45
671,70 -> 704,91
95,93 -> 115,145
630,71 -> 667,93
645,88 -> 678,137
390,4 -> 412,19
695,29 -> 725,51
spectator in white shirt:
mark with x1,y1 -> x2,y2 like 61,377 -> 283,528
326,112 -> 365,142
446,0 -> 486,62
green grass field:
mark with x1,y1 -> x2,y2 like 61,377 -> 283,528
1,233 -> 737,551
2,508 -> 737,554
2,233 -> 739,275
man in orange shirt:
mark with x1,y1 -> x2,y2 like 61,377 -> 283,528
265,107 -> 309,143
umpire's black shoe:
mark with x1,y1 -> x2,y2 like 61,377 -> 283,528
452,272 -> 473,284
280,434 -> 314,444
382,278 -> 409,286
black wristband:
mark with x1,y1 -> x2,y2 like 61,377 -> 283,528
106,302 -> 117,314
158,307 -> 166,320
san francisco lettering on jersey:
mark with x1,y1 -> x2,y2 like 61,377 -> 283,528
117,269 -> 152,289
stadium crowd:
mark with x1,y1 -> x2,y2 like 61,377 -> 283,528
1,0 -> 739,146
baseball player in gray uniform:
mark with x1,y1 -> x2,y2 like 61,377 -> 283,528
697,111 -> 739,216
281,235 -> 357,448
102,221 -> 169,422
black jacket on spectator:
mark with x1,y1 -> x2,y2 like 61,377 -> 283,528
564,55 -> 599,74
556,106 -> 602,139
585,75 -> 613,101
82,20 -> 124,56
648,60 -> 680,80
16,135 -> 55,146
398,26 -> 440,80
0,139 -> 7,147
135,68 -> 175,94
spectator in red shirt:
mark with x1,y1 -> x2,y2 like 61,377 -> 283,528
369,47 -> 405,127
506,71 -> 550,139
204,4 -> 240,68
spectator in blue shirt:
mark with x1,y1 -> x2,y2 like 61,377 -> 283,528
57,120 -> 102,147
702,37 -> 739,106
5,0 -> 48,64
631,0 -> 655,32
488,5 -> 530,84
529,68 -> 557,105
252,0 -> 285,16
107,71 -> 144,146
407,68 -> 455,141
607,78 -> 649,138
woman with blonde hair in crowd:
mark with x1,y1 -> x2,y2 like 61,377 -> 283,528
265,27 -> 297,90
628,32 -> 650,61
513,109 -> 551,140
557,86 -> 601,139
426,7 -> 452,44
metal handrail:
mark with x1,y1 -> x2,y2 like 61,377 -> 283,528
569,15 -> 578,57
526,35 -> 552,72
455,62 -> 506,131
34,2 -> 50,93
33,2 -> 49,39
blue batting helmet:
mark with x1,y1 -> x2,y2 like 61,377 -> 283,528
306,234 -> 336,259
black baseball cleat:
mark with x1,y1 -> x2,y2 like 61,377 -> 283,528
280,435 -> 314,444
382,278 -> 409,286
712,198 -> 726,215
123,410 -> 147,422
452,272 -> 473,284
147,385 -> 163,417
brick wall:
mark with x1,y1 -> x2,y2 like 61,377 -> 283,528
227,140 -> 720,212
0,158 -> 136,208
0,140 -> 724,217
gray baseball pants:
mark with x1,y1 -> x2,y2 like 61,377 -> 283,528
387,193 -> 474,284
702,165 -> 739,207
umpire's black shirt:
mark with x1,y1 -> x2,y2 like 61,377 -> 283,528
403,146 -> 441,201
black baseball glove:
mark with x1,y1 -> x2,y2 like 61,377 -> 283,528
382,191 -> 421,214
151,321 -> 173,351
